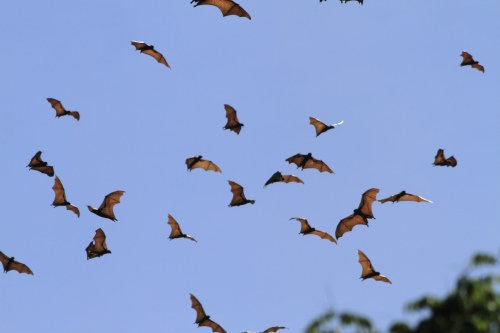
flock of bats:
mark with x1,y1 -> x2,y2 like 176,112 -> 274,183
2,1 -> 483,332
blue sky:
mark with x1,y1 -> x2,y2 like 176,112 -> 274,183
1,1 -> 499,332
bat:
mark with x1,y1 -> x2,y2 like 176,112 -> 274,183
228,180 -> 255,207
264,171 -> 304,187
290,217 -> 336,243
0,251 -> 33,275
433,149 -> 457,167
191,0 -> 251,20
52,176 -> 80,217
357,249 -> 391,284
335,188 -> 379,239
167,214 -> 197,242
27,151 -> 54,177
47,98 -> 80,121
85,228 -> 112,260
378,190 -> 432,204
460,51 -> 484,73
186,156 -> 222,172
320,0 -> 363,3
286,153 -> 334,173
190,293 -> 227,333
223,104 -> 244,134
131,41 -> 170,68
242,327 -> 288,333
309,116 -> 344,137
87,190 -> 125,221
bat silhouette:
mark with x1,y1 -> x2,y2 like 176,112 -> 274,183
286,153 -> 333,173
190,293 -> 227,333
242,327 -> 288,333
460,51 -> 484,73
167,214 -> 197,242
223,104 -> 244,134
47,98 -> 80,121
335,188 -> 379,239
52,176 -> 80,217
264,171 -> 304,187
378,191 -> 432,204
433,149 -> 457,167
309,116 -> 344,137
86,228 -> 112,260
131,41 -> 170,68
191,0 -> 251,20
358,249 -> 391,284
290,217 -> 336,243
88,190 -> 125,222
228,180 -> 255,207
186,156 -> 222,172
27,151 -> 54,177
0,251 -> 33,275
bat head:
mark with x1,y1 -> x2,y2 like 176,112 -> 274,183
87,205 -> 95,212
249,200 -> 256,205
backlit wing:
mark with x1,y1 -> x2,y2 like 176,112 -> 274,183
335,214 -> 367,239
47,98 -> 66,116
303,157 -> 334,173
358,188 -> 379,218
52,176 -> 67,205
98,191 -> 125,221
193,0 -> 251,20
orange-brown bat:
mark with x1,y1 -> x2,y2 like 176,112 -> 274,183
52,176 -> 80,217
242,327 -> 288,333
264,171 -> 304,187
85,228 -> 112,260
290,217 -> 336,243
190,293 -> 227,333
335,188 -> 379,239
47,98 -> 80,121
27,151 -> 54,177
191,0 -> 251,20
167,214 -> 197,242
131,41 -> 170,68
286,153 -> 333,173
88,190 -> 125,222
228,180 -> 255,207
378,191 -> 432,204
460,51 -> 484,73
186,156 -> 222,173
433,149 -> 457,167
223,104 -> 244,134
0,251 -> 33,275
357,249 -> 391,284
309,116 -> 344,137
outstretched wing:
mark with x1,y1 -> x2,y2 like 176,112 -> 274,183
27,151 -> 44,167
142,49 -> 170,68
303,157 -> 334,173
167,214 -> 184,239
98,191 -> 125,221
433,149 -> 446,165
373,275 -> 392,283
286,154 -> 306,168
446,156 -> 458,167
460,51 -> 474,66
47,98 -> 66,116
358,249 -> 376,278
68,111 -> 80,120
52,176 -> 67,205
190,294 -> 208,323
310,230 -> 337,243
201,318 -> 227,333
193,0 -> 251,20
358,188 -> 379,218
471,63 -> 484,73
398,193 -> 433,203
262,327 -> 288,333
193,159 -> 222,172
66,204 -> 80,217
9,260 -> 34,275
0,252 -> 10,271
93,228 -> 109,253
281,174 -> 304,184
290,217 -> 312,234
31,165 -> 54,177
309,116 -> 329,136
224,104 -> 242,134
228,180 -> 248,206
264,171 -> 283,187
335,214 -> 367,239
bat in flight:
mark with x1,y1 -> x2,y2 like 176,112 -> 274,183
47,98 -> 80,121
52,176 -> 80,217
433,149 -> 457,167
242,327 -> 288,333
27,151 -> 54,177
264,171 -> 304,187
191,0 -> 251,20
0,251 -> 33,275
309,116 -> 344,137
460,51 -> 484,73
378,191 -> 432,204
357,249 -> 391,284
167,214 -> 197,242
186,156 -> 222,173
131,41 -> 170,68
88,190 -> 125,222
190,293 -> 227,333
286,153 -> 333,173
335,188 -> 379,240
223,104 -> 244,134
86,228 -> 112,260
228,180 -> 255,207
290,217 -> 336,243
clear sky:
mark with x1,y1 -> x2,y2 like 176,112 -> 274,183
1,1 -> 499,332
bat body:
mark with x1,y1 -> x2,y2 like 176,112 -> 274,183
27,151 -> 54,177
0,251 -> 33,275
52,176 -> 80,217
86,228 -> 111,259
358,249 -> 391,284
223,104 -> 244,134
286,153 -> 333,173
190,293 -> 227,333
309,116 -> 344,137
191,0 -> 251,20
460,51 -> 484,73
433,149 -> 457,167
47,98 -> 80,121
228,180 -> 255,206
88,190 -> 125,222
290,218 -> 336,243
167,214 -> 197,242
378,190 -> 432,204
264,171 -> 304,187
335,188 -> 379,239
131,41 -> 170,68
243,327 -> 288,333
186,155 -> 222,172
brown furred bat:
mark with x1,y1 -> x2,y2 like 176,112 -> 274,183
88,190 -> 125,222
264,171 -> 304,187
167,214 -> 197,242
47,98 -> 80,121
27,151 -> 54,177
223,104 -> 244,134
309,116 -> 344,137
358,249 -> 391,283
378,191 -> 432,204
286,153 -> 333,173
131,41 -> 170,68
191,0 -> 251,20
460,51 -> 484,73
433,149 -> 457,167
290,217 -> 336,243
228,180 -> 255,207
335,188 -> 379,239
85,228 -> 112,260
186,156 -> 222,172
52,176 -> 80,217
0,251 -> 33,275
190,293 -> 227,333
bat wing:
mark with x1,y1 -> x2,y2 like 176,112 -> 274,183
0,252 -> 9,271
262,327 -> 287,333
434,149 -> 446,165
399,193 -> 433,203
281,174 -> 304,184
286,154 -> 306,168
290,217 -> 312,234
373,275 -> 392,284
98,190 -> 125,221
194,159 -> 222,172
131,41 -> 148,50
28,151 -> 44,167
66,204 -> 80,217
224,104 -> 242,134
378,194 -> 397,204
31,165 -> 54,177
9,261 -> 34,275
228,180 -> 250,206
142,49 -> 170,68
460,51 -> 474,66
310,230 -> 337,243
309,116 -> 328,136
93,228 -> 109,253
194,0 -> 251,20
447,156 -> 458,167
358,188 -> 379,218
335,214 -> 367,239
52,176 -> 68,205
357,249 -> 376,278
68,111 -> 80,120
190,293 -> 209,323
303,157 -> 334,173
47,98 -> 66,116
471,63 -> 484,73
167,214 -> 184,239
264,171 -> 283,187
